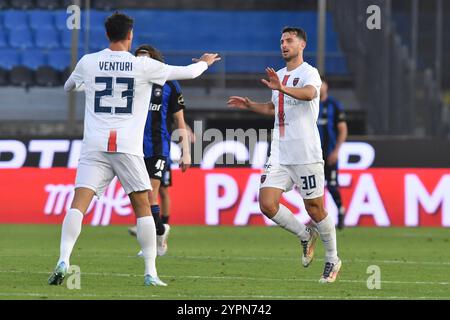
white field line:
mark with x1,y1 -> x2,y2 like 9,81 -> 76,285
0,269 -> 448,286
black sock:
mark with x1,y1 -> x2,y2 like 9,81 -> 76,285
161,215 -> 169,224
151,205 -> 165,235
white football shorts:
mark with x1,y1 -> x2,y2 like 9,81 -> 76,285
75,151 -> 151,197
260,161 -> 325,200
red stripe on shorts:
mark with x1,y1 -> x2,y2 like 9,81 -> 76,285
107,130 -> 117,152
278,75 -> 290,138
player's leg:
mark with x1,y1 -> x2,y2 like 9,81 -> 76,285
159,185 -> 170,224
49,152 -> 113,285
297,162 -> 341,282
111,153 -> 166,286
259,165 -> 316,266
149,177 -> 170,256
127,157 -> 166,237
127,191 -> 165,286
326,162 -> 345,230
159,167 -> 172,224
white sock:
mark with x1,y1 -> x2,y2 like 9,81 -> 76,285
57,208 -> 84,267
271,204 -> 309,241
316,214 -> 339,263
136,216 -> 157,277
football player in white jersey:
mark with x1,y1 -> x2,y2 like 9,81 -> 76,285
48,12 -> 220,287
227,27 -> 341,283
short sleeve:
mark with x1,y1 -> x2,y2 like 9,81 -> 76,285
168,81 -> 185,114
303,68 -> 322,98
141,57 -> 171,86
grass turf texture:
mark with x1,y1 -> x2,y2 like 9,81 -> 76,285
0,225 -> 449,300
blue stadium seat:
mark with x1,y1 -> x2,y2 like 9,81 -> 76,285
3,10 -> 28,30
47,49 -> 70,71
21,49 -> 46,70
0,49 -> 20,70
60,29 -> 84,49
88,10 -> 108,31
0,31 -> 8,48
89,29 -> 109,51
35,28 -> 60,49
29,10 -> 56,31
8,29 -> 34,49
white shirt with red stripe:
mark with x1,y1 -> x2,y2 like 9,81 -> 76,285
269,62 -> 323,165
69,48 -> 207,157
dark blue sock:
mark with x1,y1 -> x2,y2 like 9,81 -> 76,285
151,205 -> 165,235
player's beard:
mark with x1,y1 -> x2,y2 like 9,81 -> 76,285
283,51 -> 299,62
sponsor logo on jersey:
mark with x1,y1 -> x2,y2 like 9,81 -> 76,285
149,103 -> 161,111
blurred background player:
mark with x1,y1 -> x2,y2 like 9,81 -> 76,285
159,124 -> 196,225
318,79 -> 348,230
128,44 -> 191,256
47,12 -> 220,287
227,27 -> 341,283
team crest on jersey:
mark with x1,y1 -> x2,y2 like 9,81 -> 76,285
154,88 -> 162,97
260,175 -> 267,184
293,78 -> 300,86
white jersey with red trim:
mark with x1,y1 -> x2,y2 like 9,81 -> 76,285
70,48 -> 172,156
269,62 -> 323,165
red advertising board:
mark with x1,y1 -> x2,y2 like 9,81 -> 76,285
0,168 -> 449,227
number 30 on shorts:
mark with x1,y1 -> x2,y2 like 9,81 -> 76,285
300,175 -> 316,190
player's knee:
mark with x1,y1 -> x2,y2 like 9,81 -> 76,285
304,201 -> 326,220
259,198 -> 278,217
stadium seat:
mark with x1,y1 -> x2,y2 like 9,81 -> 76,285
0,49 -> 20,70
9,65 -> 33,87
36,0 -> 62,9
3,10 -> 29,30
8,29 -> 34,49
0,68 -> 8,86
92,0 -> 115,11
29,10 -> 56,30
35,29 -> 60,49
35,66 -> 60,86
10,0 -> 34,9
89,29 -> 109,51
0,0 -> 9,10
47,49 -> 70,71
21,49 -> 46,70
0,31 -> 8,48
54,10 -> 69,31
61,29 -> 84,49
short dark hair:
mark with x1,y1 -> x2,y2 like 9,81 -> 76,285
282,26 -> 307,42
105,12 -> 134,42
134,44 -> 164,62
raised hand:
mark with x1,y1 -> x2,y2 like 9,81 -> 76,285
261,67 -> 282,90
192,53 -> 221,66
179,153 -> 191,172
227,96 -> 251,110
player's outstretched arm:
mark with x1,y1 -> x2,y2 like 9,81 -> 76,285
227,96 -> 275,116
166,53 -> 221,81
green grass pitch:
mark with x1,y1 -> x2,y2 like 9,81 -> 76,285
0,225 -> 449,300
